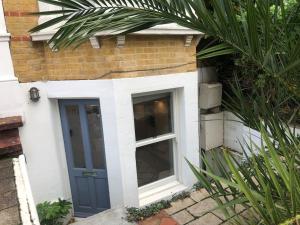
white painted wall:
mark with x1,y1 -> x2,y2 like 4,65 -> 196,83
0,0 -> 16,80
19,82 -> 72,203
224,111 -> 300,156
112,72 -> 199,206
0,80 -> 24,117
0,0 -> 23,118
19,72 -> 200,209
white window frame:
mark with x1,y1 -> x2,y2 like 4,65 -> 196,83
132,90 -> 182,194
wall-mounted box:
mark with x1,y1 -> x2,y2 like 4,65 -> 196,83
199,83 -> 222,109
198,66 -> 218,83
200,112 -> 224,151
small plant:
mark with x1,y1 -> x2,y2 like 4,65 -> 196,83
171,191 -> 190,202
37,198 -> 72,225
193,182 -> 204,191
126,200 -> 171,222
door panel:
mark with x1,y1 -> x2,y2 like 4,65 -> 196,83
59,99 -> 110,217
65,105 -> 86,168
76,177 -> 91,206
95,179 -> 110,209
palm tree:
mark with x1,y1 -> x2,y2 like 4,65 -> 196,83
31,0 -> 300,98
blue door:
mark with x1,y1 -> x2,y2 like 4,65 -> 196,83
59,99 -> 110,217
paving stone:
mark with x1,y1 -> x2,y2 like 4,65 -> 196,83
0,190 -> 18,211
160,218 -> 178,225
190,189 -> 210,202
187,213 -> 222,225
212,204 -> 244,221
221,219 -> 238,225
165,198 -> 195,215
212,208 -> 235,221
73,207 -> 135,225
222,213 -> 256,225
240,208 -> 260,221
172,210 -> 194,225
0,206 -> 21,225
0,178 -> 15,194
187,197 -> 217,217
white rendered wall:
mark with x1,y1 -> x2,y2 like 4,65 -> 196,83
0,0 -> 15,80
112,72 -> 199,206
19,72 -> 200,208
224,111 -> 300,156
0,0 -> 23,117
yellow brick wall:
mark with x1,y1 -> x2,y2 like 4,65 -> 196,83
3,0 -> 197,82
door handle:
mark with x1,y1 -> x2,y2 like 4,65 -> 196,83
82,171 -> 97,177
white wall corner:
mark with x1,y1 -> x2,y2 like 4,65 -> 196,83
184,35 -> 194,47
0,32 -> 10,41
13,157 -> 38,225
0,0 -> 7,32
116,35 -> 126,48
0,0 -> 16,81
89,36 -> 101,49
18,155 -> 40,225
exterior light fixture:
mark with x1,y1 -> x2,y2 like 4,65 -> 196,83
29,87 -> 40,102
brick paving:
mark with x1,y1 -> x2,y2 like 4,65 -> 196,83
140,189 -> 250,225
139,211 -> 178,225
73,189 -> 252,225
0,158 -> 21,225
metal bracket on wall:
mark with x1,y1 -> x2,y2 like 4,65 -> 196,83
48,42 -> 58,52
89,36 -> 101,49
184,35 -> 194,47
116,35 -> 126,48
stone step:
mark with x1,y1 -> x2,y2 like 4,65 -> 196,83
72,207 -> 136,225
0,129 -> 22,158
0,116 -> 23,131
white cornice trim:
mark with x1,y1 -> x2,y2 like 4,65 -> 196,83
0,33 -> 11,42
0,75 -> 17,82
31,24 -> 203,41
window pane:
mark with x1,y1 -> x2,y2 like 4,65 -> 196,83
85,104 -> 106,169
133,94 -> 172,141
65,105 -> 86,168
136,140 -> 174,187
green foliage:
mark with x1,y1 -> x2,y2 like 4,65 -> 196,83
126,200 -> 171,222
171,191 -> 190,201
30,0 -> 300,95
188,113 -> 300,225
37,199 -> 72,225
223,77 -> 299,130
30,1 -> 300,121
280,215 -> 300,225
193,181 -> 205,191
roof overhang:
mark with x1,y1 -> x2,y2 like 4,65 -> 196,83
31,24 -> 203,41
30,24 -> 204,49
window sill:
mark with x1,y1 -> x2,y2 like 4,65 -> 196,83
139,181 -> 188,207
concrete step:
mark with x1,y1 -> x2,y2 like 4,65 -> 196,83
0,129 -> 22,157
0,116 -> 22,131
72,207 -> 136,225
